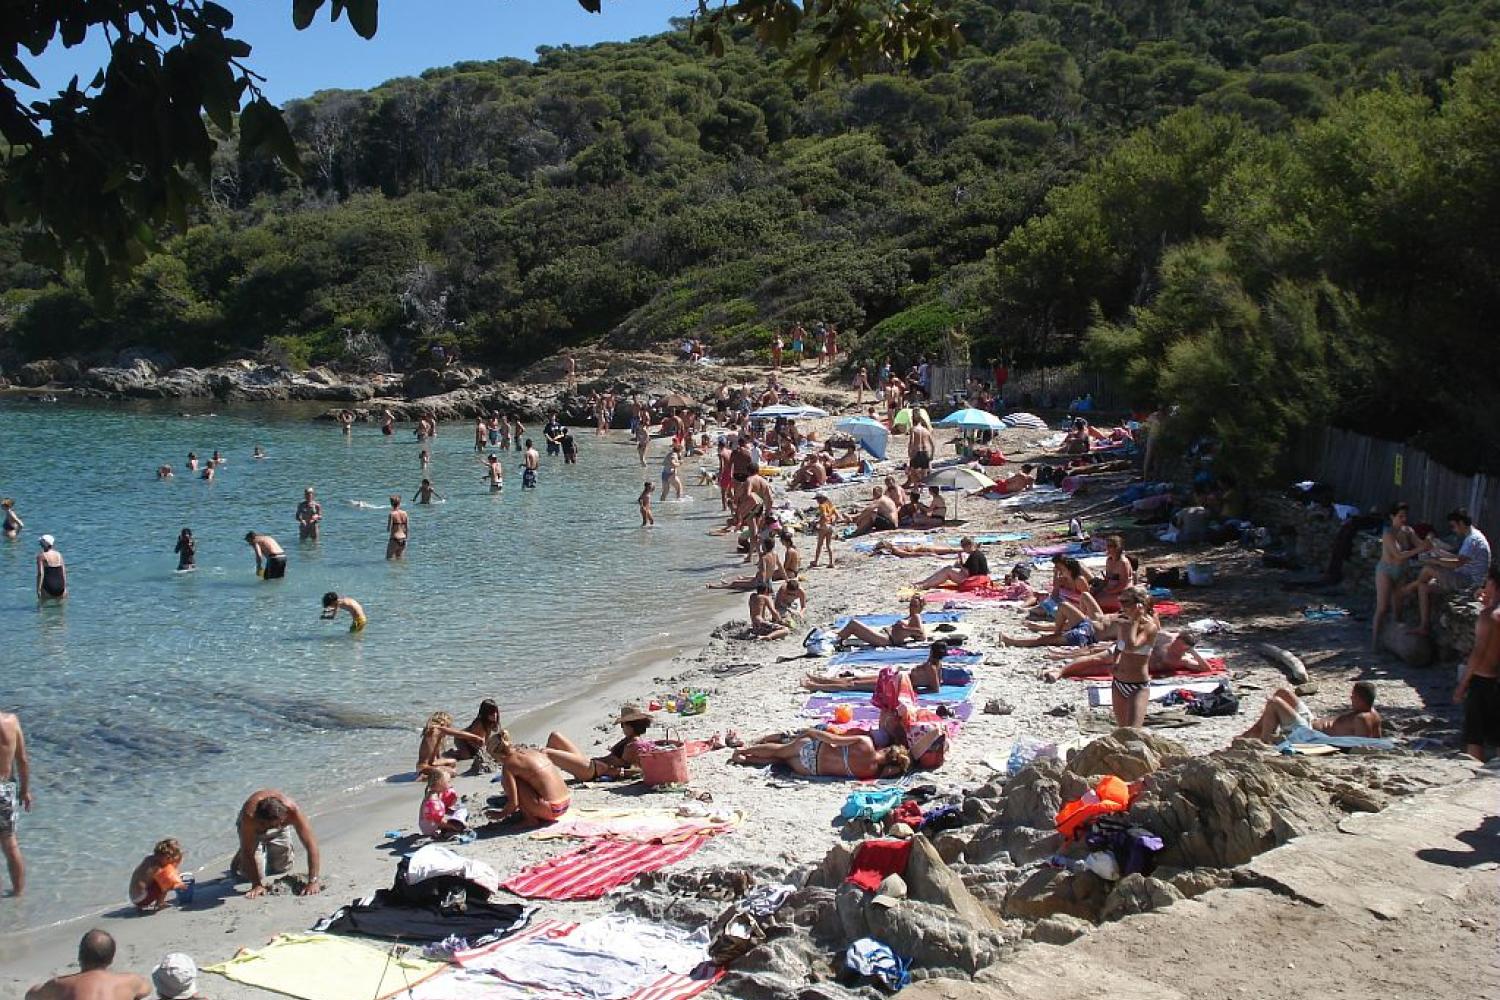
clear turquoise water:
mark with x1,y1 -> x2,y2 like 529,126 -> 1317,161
0,399 -> 731,930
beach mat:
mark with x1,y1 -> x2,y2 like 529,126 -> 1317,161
502,838 -> 705,901
808,700 -> 974,725
206,932 -> 444,1000
852,531 -> 1028,553
1085,677 -> 1225,708
423,918 -> 724,1000
829,648 -> 982,667
804,681 -> 976,708
832,612 -> 963,627
530,807 -> 741,844
921,588 -> 1029,605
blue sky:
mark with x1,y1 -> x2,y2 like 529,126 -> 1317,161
23,0 -> 693,105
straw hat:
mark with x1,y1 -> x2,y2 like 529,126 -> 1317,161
615,704 -> 654,726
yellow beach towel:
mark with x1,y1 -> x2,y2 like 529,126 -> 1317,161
206,932 -> 444,1000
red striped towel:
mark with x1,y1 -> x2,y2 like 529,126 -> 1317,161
501,838 -> 706,900
454,919 -> 725,1000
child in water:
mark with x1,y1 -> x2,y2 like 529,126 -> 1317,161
253,444 -> 266,459
174,528 -> 195,571
418,768 -> 468,840
638,481 -> 655,527
322,592 -> 368,632
128,838 -> 187,912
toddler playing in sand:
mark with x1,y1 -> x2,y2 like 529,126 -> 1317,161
418,768 -> 469,840
128,838 -> 186,912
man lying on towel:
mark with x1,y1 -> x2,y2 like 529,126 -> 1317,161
1237,682 -> 1383,744
805,642 -> 959,694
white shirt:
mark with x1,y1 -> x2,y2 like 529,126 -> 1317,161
1457,528 -> 1491,586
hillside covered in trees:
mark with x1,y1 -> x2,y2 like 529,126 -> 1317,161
2,0 -> 1498,475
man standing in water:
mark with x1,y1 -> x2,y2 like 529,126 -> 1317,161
233,790 -> 322,898
296,487 -> 323,542
543,412 -> 564,456
386,495 -> 409,559
36,535 -> 66,599
560,427 -> 578,465
23,930 -> 149,1000
1,709 -> 33,897
245,532 -> 287,579
522,439 -> 540,488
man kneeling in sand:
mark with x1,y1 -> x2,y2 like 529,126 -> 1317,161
26,929 -> 149,1000
1238,681 -> 1383,743
233,789 -> 322,897
488,732 -> 571,826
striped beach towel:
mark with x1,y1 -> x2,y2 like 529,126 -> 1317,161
501,838 -> 706,900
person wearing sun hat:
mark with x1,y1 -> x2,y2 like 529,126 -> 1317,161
152,953 -> 199,999
36,533 -> 66,599
543,703 -> 656,782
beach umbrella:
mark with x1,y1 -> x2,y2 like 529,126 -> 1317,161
659,393 -> 694,408
834,415 -> 889,460
935,407 -> 1005,432
749,404 -> 829,419
925,465 -> 997,521
1002,411 -> 1047,429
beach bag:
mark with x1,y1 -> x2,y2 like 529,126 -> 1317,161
708,910 -> 767,965
840,786 -> 906,823
636,731 -> 690,788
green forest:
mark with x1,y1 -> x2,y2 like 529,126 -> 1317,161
2,0 -> 1498,476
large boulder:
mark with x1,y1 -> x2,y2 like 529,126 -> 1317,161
17,358 -> 65,387
1378,621 -> 1435,667
903,836 -> 1001,930
85,358 -> 158,394
1127,747 -> 1343,869
1066,729 -> 1187,782
997,758 -> 1064,829
1003,867 -> 1109,922
405,366 -> 478,399
964,823 -> 1060,866
1029,914 -> 1093,945
864,899 -> 1008,975
1099,874 -> 1184,922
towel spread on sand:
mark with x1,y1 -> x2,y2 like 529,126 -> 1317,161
502,838 -> 706,900
829,648 -> 982,667
1068,657 -> 1225,681
832,612 -> 964,627
530,807 -> 742,844
1277,725 -> 1396,753
810,701 -> 974,725
1085,678 -> 1226,708
804,681 -> 975,707
424,916 -> 723,1000
206,932 -> 445,1000
846,839 -> 913,891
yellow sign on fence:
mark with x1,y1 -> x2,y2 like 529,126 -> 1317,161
1394,453 -> 1404,487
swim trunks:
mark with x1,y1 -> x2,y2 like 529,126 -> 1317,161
873,514 -> 897,532
1063,620 -> 1096,646
522,468 -> 537,489
543,796 -> 571,820
910,451 -> 931,470
0,781 -> 17,836
350,615 -> 368,633
1462,674 -> 1500,747
262,555 -> 287,580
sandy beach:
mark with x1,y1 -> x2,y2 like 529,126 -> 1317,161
2,392 -> 1480,998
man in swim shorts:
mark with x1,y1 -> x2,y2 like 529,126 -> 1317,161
233,789 -> 321,897
522,439 -> 539,488
1455,566 -> 1500,761
321,592 -> 368,632
1,710 -> 33,896
244,532 -> 286,579
1237,681 -> 1383,743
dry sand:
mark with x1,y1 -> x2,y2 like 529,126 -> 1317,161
2,384 -> 1473,997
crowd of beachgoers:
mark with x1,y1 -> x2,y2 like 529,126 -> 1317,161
5,343 -> 1496,1000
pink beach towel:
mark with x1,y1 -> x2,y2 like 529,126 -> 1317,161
501,838 -> 706,900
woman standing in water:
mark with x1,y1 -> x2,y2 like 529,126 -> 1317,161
2,498 -> 22,538
36,534 -> 66,599
386,495 -> 409,560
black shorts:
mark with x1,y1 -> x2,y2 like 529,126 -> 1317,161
1463,674 -> 1500,747
733,472 -> 750,483
263,555 -> 287,580
911,451 -> 931,470
873,514 -> 896,532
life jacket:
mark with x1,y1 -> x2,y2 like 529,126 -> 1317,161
1055,774 -> 1132,841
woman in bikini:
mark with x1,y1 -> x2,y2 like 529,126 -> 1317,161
1110,585 -> 1159,727
707,537 -> 784,591
386,495 -> 409,559
731,729 -> 910,780
489,732 -> 572,826
833,594 -> 928,649
450,700 -> 503,762
1372,501 -> 1422,650
805,640 -> 950,693
416,711 -> 486,777
1093,535 -> 1135,611
544,705 -> 655,781
1005,558 -> 1103,646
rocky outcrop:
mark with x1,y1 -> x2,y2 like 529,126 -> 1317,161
1028,914 -> 1092,945
1065,728 -> 1187,782
15,356 -> 382,402
1099,874 -> 1184,922
1003,867 -> 1109,921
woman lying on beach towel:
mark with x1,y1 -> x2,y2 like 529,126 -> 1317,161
1040,627 -> 1213,682
805,641 -> 949,693
731,729 -> 910,779
834,595 -> 927,648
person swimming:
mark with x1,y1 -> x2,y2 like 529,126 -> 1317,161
414,478 -> 444,504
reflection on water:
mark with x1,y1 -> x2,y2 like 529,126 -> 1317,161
0,399 -> 732,929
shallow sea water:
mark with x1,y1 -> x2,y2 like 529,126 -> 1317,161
0,399 -> 731,930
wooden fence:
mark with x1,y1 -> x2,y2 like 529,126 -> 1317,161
1296,427 -> 1499,541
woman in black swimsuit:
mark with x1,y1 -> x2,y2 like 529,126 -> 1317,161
544,704 -> 655,781
36,534 -> 66,599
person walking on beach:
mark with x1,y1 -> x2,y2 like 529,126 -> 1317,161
321,592 -> 368,633
232,790 -> 322,898
386,495 -> 409,559
24,930 -> 149,1000
2,498 -> 22,537
173,528 -> 195,572
36,534 -> 66,599
1455,566 -> 1500,762
245,532 -> 286,580
1,709 -> 33,897
522,439 -> 539,489
296,487 -> 322,542
638,481 -> 656,527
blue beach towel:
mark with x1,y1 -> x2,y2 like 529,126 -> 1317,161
1278,725 -> 1395,753
829,648 -> 982,667
832,612 -> 963,628
807,681 -> 977,705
